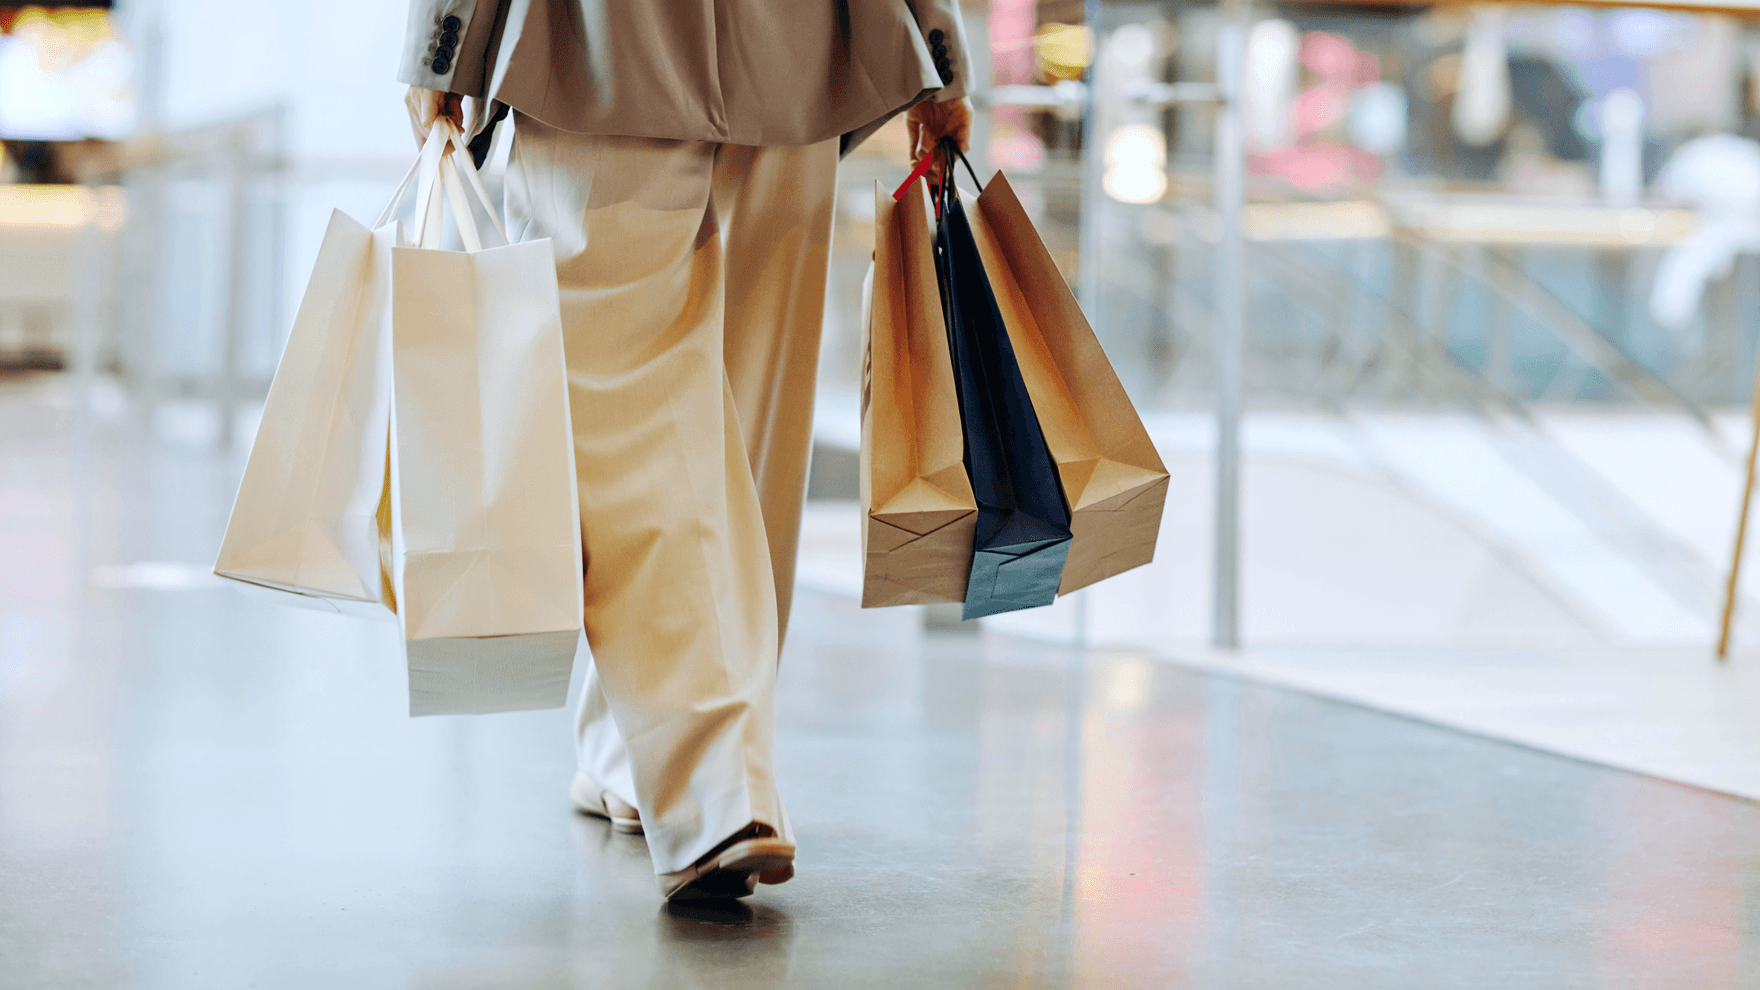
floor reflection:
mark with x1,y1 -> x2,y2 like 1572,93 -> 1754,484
4,375 -> 1760,988
660,900 -> 795,987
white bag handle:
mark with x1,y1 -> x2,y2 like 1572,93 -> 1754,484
367,121 -> 450,243
374,154 -> 423,230
375,122 -> 449,234
443,118 -> 508,244
437,153 -> 482,252
377,119 -> 510,251
414,120 -> 453,249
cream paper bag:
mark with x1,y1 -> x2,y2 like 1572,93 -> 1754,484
213,151 -> 422,617
391,121 -> 583,716
967,171 -> 1170,594
860,178 -> 977,607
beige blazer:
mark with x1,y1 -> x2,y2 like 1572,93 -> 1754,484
398,0 -> 971,152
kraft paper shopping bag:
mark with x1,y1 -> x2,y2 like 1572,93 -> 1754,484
967,171 -> 1170,594
860,178 -> 977,607
935,143 -> 1073,620
391,121 -> 583,716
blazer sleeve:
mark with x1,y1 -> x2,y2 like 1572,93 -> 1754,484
906,0 -> 974,103
398,0 -> 501,98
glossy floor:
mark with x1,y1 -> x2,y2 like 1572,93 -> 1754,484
5,377 -> 1760,989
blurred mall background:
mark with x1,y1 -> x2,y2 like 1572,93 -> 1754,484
13,0 -> 1760,649
8,0 -> 1760,985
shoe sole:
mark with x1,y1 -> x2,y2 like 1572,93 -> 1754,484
665,839 -> 795,902
586,810 -> 644,835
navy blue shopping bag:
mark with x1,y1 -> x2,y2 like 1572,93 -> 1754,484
933,140 -> 1073,620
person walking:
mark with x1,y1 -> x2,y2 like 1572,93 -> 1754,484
398,0 -> 974,901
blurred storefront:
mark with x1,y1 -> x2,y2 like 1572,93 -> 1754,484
0,3 -> 130,370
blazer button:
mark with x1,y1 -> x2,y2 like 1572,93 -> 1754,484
938,65 -> 955,85
932,42 -> 947,58
436,43 -> 455,60
929,28 -> 944,45
935,56 -> 951,75
432,55 -> 452,74
441,29 -> 458,47
442,14 -> 461,31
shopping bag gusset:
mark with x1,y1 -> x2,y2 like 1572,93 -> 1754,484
934,142 -> 1073,620
965,171 -> 1170,594
859,178 -> 978,606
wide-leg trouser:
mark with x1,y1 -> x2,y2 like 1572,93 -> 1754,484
504,113 -> 837,874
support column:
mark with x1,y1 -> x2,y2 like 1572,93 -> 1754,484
1211,13 -> 1246,650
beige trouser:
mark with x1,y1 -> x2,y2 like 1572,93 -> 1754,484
504,113 -> 836,874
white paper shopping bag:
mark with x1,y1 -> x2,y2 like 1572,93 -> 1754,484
212,154 -> 418,618
391,121 -> 584,716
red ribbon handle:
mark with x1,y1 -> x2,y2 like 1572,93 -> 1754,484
892,153 -> 936,202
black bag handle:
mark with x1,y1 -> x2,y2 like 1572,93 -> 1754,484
934,137 -> 983,216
